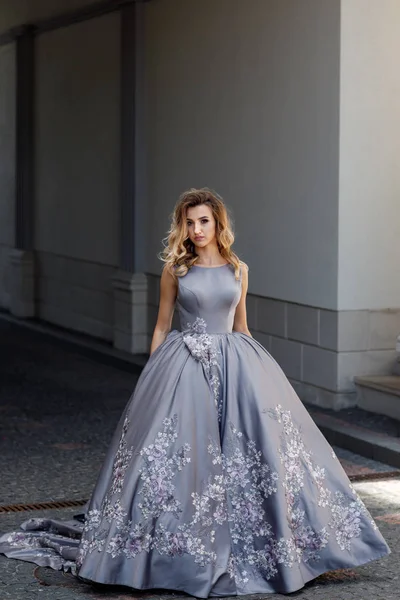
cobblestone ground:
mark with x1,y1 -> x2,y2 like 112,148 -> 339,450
0,320 -> 399,600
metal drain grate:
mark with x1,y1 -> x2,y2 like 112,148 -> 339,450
349,470 -> 400,482
1,471 -> 399,514
0,498 -> 88,513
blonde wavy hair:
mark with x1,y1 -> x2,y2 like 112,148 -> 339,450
160,188 -> 242,279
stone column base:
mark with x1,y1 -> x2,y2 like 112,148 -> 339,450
394,356 -> 400,376
112,270 -> 148,354
9,249 -> 35,318
290,380 -> 356,411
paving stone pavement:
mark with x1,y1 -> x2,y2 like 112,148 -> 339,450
0,320 -> 399,600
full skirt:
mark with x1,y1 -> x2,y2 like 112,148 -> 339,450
0,331 -> 390,597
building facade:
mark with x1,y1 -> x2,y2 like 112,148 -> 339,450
0,0 -> 399,409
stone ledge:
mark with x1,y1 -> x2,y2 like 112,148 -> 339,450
310,409 -> 400,469
354,375 -> 400,397
354,376 -> 400,421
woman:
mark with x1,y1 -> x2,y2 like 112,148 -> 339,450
0,188 -> 390,596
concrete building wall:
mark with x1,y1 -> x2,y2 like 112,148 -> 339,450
327,0 -> 400,392
0,42 -> 15,309
143,0 -> 358,408
145,0 -> 341,310
34,12 -> 121,339
144,0 -> 398,406
0,0 -> 101,31
338,0 -> 400,312
0,0 -> 398,408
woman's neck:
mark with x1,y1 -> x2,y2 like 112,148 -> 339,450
195,247 -> 224,266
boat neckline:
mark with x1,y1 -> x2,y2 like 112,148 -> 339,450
192,263 -> 230,269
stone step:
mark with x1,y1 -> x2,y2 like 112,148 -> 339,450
354,375 -> 400,421
308,406 -> 400,470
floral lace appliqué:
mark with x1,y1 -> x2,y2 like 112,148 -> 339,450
78,416 -> 221,569
183,317 -> 223,420
270,404 -> 376,555
208,424 -> 282,585
77,403 -> 380,584
110,416 -> 133,496
138,414 -> 191,519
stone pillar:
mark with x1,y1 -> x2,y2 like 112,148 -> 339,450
9,26 -> 36,318
112,2 -> 149,354
113,271 -> 148,353
9,249 -> 35,317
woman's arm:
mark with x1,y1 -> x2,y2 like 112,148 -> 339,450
233,263 -> 252,337
150,266 -> 178,355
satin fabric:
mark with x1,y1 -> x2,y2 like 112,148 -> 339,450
0,264 -> 390,597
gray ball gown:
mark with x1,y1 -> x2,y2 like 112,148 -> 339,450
0,264 -> 390,597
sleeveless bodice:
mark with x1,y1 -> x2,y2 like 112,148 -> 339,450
176,264 -> 241,334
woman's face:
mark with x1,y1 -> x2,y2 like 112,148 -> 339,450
186,204 -> 217,250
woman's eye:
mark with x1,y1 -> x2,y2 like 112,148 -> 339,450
201,219 -> 209,224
